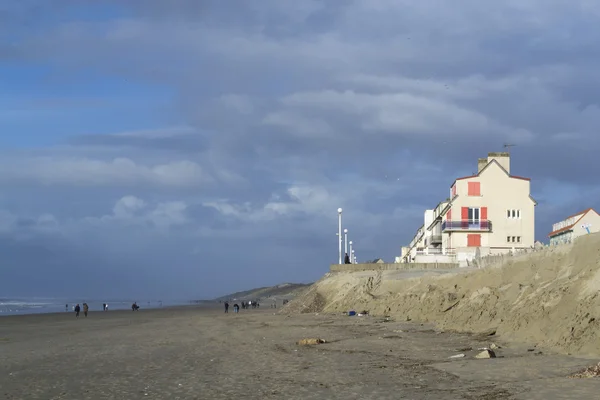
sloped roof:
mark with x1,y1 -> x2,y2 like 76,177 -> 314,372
547,208 -> 597,237
450,159 -> 530,187
450,159 -> 536,205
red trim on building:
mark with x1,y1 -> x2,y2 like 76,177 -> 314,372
468,181 -> 480,196
467,234 -> 481,247
547,208 -> 598,237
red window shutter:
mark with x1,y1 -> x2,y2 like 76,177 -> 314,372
447,209 -> 452,220
481,207 -> 487,220
468,182 -> 480,196
452,185 -> 456,197
461,207 -> 469,228
467,234 -> 481,247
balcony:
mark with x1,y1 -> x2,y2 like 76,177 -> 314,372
442,220 -> 492,232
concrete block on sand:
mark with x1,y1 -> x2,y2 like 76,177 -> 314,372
475,349 -> 496,359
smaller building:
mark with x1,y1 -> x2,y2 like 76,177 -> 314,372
548,208 -> 600,245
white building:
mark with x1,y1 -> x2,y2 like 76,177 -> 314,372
402,152 -> 536,265
548,208 -> 600,246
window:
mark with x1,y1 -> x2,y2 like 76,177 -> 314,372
468,182 -> 481,196
507,236 -> 511,242
467,234 -> 481,247
517,236 -> 521,243
507,209 -> 521,219
512,236 -> 516,242
468,207 -> 480,222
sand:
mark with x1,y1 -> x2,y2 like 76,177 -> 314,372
1,306 -> 599,399
285,232 -> 600,358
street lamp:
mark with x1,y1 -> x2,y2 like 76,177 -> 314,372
337,208 -> 343,264
344,229 -> 348,261
352,249 -> 356,263
349,240 -> 353,263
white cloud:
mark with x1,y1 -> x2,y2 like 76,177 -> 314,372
0,157 -> 212,187
83,196 -> 190,229
112,195 -> 147,218
278,89 -> 533,142
112,126 -> 196,138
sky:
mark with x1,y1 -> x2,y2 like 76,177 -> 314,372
1,0 -> 600,300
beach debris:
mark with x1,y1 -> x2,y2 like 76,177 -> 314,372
348,310 -> 356,316
570,362 -> 600,378
443,301 -> 460,312
490,343 -> 500,349
449,353 -> 465,359
475,349 -> 496,359
481,328 -> 497,336
297,338 -> 326,345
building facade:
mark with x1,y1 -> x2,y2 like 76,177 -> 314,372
548,208 -> 600,246
401,152 -> 536,265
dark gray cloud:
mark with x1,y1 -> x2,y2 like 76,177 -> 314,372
1,0 -> 600,299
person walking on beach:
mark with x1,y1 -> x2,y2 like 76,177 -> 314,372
65,304 -> 68,312
344,252 -> 350,264
224,301 -> 229,313
83,303 -> 89,317
75,304 -> 80,318
233,303 -> 239,313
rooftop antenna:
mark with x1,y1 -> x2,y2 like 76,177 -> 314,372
503,143 -> 516,154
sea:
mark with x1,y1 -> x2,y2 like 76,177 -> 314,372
0,298 -> 193,316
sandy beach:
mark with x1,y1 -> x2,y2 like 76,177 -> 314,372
1,306 -> 598,399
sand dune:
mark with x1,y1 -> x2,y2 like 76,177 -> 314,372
285,232 -> 600,357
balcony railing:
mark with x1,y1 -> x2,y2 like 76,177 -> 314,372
442,220 -> 492,231
430,235 -> 442,243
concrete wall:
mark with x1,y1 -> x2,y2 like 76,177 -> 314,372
414,253 -> 455,263
330,262 -> 458,272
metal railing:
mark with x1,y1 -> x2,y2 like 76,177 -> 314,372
430,234 -> 442,243
442,220 -> 492,231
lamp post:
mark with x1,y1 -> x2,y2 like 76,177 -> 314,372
352,249 -> 356,263
344,229 -> 348,261
337,208 -> 343,264
349,240 -> 353,263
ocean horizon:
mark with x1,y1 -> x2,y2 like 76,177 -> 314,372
0,297 -> 196,316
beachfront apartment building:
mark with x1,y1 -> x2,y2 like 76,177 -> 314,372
548,208 -> 600,246
401,152 -> 536,265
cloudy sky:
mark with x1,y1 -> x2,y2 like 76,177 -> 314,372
1,0 -> 599,300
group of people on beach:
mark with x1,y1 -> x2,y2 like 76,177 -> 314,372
65,302 -> 112,317
72,303 -> 88,318
223,300 -> 260,313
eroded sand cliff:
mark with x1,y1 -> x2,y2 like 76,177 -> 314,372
285,233 -> 600,356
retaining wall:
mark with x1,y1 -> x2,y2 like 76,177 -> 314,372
330,262 -> 459,273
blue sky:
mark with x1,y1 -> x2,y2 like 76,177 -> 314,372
1,0 -> 600,300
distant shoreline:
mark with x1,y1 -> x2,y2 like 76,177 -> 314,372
0,300 -> 219,318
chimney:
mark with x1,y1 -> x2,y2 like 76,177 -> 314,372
477,158 -> 488,173
487,152 -> 510,173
